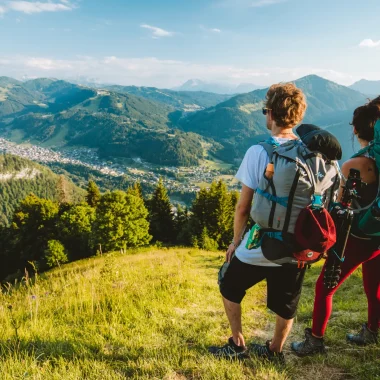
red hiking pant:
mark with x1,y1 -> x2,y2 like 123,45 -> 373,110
312,236 -> 380,336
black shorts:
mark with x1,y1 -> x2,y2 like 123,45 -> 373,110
218,256 -> 306,320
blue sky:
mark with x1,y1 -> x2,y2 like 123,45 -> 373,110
1,0 -> 380,87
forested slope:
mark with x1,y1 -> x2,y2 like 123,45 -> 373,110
0,154 -> 85,225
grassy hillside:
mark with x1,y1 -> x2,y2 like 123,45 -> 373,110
1,248 -> 378,379
0,154 -> 85,225
0,77 -> 38,117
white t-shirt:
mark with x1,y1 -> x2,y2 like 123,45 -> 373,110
234,137 -> 293,267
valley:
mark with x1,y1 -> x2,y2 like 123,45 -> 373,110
0,135 -> 237,197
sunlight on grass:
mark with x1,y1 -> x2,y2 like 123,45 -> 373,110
0,249 -> 378,379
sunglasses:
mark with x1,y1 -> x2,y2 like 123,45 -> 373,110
262,107 -> 272,116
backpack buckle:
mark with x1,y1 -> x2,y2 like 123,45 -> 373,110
311,194 -> 323,209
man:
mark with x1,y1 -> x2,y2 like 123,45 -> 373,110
209,82 -> 308,363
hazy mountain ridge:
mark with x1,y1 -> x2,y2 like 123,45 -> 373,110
179,75 -> 367,162
173,79 -> 261,94
349,79 -> 380,96
101,85 -> 232,110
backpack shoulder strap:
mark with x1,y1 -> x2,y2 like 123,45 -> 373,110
351,143 -> 373,159
258,138 -> 279,160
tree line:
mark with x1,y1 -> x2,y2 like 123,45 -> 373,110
0,178 -> 238,281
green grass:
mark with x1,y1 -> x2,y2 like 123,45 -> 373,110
202,157 -> 233,171
40,125 -> 69,148
0,249 -> 379,379
8,129 -> 26,144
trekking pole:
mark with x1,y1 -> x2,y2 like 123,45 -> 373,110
323,169 -> 364,289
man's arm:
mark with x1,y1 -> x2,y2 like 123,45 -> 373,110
226,184 -> 254,263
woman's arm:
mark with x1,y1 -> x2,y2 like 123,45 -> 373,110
338,157 -> 377,201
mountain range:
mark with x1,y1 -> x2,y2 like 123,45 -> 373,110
179,75 -> 367,162
0,77 -> 204,166
173,79 -> 262,94
0,74 -> 377,167
102,84 -> 232,110
349,79 -> 380,96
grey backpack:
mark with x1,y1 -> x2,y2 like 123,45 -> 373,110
250,138 -> 340,265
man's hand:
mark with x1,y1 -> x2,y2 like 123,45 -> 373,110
225,243 -> 236,263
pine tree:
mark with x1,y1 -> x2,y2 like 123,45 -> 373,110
174,204 -> 190,244
189,180 -> 238,250
127,181 -> 144,200
86,180 -> 101,208
148,178 -> 175,243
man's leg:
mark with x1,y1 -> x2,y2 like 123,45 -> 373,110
209,257 -> 266,358
249,265 -> 306,362
223,297 -> 245,347
270,315 -> 294,352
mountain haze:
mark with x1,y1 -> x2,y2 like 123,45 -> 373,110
100,85 -> 232,111
174,79 -> 261,94
349,79 -> 380,96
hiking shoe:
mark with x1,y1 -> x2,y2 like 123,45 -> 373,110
346,324 -> 378,345
208,337 -> 248,360
291,328 -> 326,357
248,340 -> 285,365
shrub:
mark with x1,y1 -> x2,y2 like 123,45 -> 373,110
44,240 -> 68,268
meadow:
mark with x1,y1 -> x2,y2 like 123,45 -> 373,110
0,248 -> 379,379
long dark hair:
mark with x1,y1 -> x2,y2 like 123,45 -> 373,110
351,96 -> 380,142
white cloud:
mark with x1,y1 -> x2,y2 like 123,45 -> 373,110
200,25 -> 222,33
0,1 -> 73,15
140,24 -> 173,38
0,5 -> 6,15
0,54 -> 375,88
359,39 -> 380,48
25,57 -> 73,70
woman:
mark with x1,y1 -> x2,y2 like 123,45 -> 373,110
291,97 -> 380,356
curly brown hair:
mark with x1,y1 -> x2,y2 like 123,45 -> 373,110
265,83 -> 307,128
351,96 -> 380,142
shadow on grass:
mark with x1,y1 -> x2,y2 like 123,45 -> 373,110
0,337 -> 142,364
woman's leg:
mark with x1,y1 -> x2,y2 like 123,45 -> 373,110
312,238 -> 372,337
292,237 -> 380,355
362,254 -> 380,332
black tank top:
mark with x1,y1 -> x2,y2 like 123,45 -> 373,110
351,163 -> 379,240
358,181 -> 378,208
